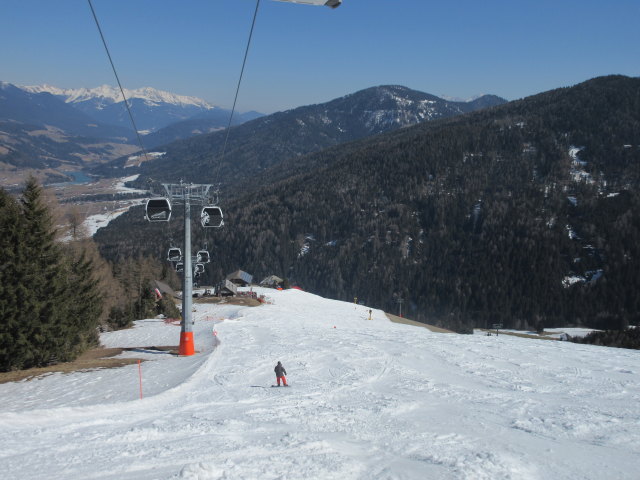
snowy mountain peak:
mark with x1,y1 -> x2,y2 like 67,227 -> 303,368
20,83 -> 216,110
439,93 -> 486,103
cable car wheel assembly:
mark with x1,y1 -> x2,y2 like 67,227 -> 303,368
146,183 -> 221,276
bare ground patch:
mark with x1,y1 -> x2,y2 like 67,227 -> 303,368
385,313 -> 455,333
477,329 -> 558,340
0,346 -> 177,384
194,296 -> 262,307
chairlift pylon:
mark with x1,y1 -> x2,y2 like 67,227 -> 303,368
201,206 -> 223,228
145,197 -> 172,222
167,247 -> 182,262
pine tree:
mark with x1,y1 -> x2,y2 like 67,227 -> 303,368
18,176 -> 69,366
1,180 -> 114,371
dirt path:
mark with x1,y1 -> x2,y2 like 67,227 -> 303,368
385,313 -> 455,333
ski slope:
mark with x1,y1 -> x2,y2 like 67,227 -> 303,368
0,288 -> 638,479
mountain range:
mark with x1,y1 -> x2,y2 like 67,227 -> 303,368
94,85 -> 507,188
0,82 -> 135,176
0,82 -> 262,181
1,82 -> 503,184
21,84 -> 218,133
93,75 -> 640,333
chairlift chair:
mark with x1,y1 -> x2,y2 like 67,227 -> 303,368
194,263 -> 205,275
176,262 -> 184,273
196,250 -> 210,263
201,206 -> 223,228
145,197 -> 172,222
167,247 -> 182,262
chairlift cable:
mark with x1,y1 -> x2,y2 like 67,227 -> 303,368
213,0 -> 262,189
87,0 -> 150,164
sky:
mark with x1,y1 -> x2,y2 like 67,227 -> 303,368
0,286 -> 638,479
1,0 -> 639,113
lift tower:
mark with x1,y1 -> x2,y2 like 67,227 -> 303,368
145,182 -> 223,356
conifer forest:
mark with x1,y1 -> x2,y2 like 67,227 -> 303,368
95,76 -> 640,334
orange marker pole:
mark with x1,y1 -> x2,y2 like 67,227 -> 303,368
179,331 -> 195,356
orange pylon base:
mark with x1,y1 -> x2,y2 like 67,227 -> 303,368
179,332 -> 195,356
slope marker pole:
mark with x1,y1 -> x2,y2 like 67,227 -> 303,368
138,360 -> 143,399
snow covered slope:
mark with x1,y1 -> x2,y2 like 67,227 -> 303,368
0,288 -> 638,479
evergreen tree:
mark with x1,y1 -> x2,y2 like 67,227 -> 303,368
0,178 -> 107,371
19,176 -> 68,366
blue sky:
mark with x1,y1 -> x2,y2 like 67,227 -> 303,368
1,0 -> 639,113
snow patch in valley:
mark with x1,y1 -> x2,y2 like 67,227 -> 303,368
113,174 -> 145,193
82,174 -> 148,237
82,204 -> 142,237
127,151 -> 166,162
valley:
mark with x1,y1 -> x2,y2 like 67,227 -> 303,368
0,140 -> 139,189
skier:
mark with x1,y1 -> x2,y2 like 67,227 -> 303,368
274,361 -> 288,387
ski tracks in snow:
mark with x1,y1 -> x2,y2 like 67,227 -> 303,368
1,289 -> 639,479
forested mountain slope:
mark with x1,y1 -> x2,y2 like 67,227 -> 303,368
95,75 -> 640,332
91,86 -> 505,190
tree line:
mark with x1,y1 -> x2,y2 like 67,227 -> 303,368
0,178 -> 179,372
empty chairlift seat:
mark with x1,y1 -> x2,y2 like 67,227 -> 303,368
145,198 -> 172,222
201,206 -> 223,228
176,262 -> 184,273
194,263 -> 205,275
